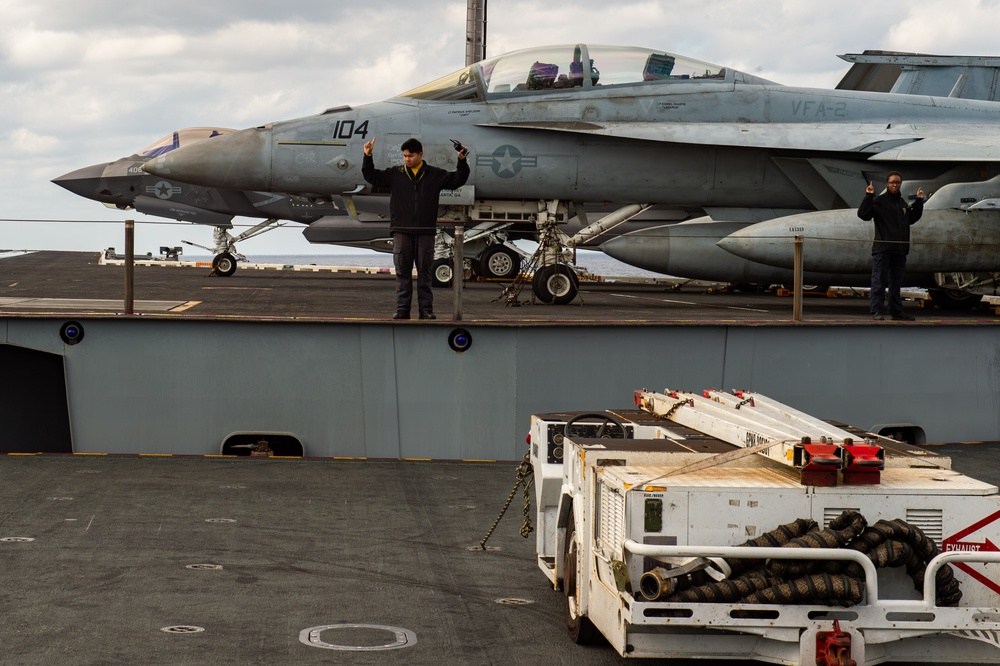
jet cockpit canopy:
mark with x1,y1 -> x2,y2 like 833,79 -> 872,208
137,127 -> 236,158
397,44 -> 737,101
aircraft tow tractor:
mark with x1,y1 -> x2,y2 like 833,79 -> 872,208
527,388 -> 1000,664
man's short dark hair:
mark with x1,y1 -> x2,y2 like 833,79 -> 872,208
401,138 -> 423,153
886,171 -> 902,182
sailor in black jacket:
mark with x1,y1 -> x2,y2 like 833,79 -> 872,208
362,137 -> 470,319
857,171 -> 924,320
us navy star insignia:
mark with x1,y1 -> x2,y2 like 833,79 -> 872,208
148,181 -> 182,200
477,145 -> 538,178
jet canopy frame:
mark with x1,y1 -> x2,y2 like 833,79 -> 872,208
137,127 -> 236,158
396,44 -> 732,102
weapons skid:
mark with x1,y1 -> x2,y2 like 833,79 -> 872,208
634,388 -> 884,486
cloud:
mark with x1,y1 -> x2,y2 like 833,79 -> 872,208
5,0 -> 1000,255
888,0 -> 1000,54
7,128 -> 61,155
2,23 -> 87,71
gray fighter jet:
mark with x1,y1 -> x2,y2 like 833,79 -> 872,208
143,44 -> 1000,303
55,126 -> 678,283
51,127 -> 395,276
600,52 -> 1000,308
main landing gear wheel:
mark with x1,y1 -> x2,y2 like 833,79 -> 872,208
532,264 -> 579,304
478,245 -> 521,280
431,258 -> 453,288
928,288 -> 984,310
564,513 -> 597,644
212,252 -> 238,277
563,412 -> 631,439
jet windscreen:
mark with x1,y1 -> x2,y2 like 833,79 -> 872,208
137,127 -> 236,158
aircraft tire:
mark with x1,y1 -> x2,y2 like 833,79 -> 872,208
431,258 -> 453,288
212,252 -> 238,277
478,245 -> 520,280
564,511 -> 598,644
928,288 -> 984,310
533,264 -> 578,304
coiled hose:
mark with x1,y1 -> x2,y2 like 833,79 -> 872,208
658,510 -> 961,607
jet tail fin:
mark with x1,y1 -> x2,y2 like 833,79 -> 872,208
838,51 -> 1000,101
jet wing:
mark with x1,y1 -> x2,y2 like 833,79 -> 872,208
865,132 -> 1000,161
481,120 -> 1000,160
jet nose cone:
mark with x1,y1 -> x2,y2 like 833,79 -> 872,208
51,163 -> 108,198
143,127 -> 272,191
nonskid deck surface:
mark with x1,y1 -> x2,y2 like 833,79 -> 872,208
1,456 -> 580,666
0,443 -> 995,666
2,251 -> 998,324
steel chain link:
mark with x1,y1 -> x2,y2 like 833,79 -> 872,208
478,452 -> 534,549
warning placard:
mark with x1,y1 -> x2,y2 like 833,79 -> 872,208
943,508 -> 1000,596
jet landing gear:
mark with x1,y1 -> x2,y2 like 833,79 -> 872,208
431,257 -> 477,288
183,218 -> 286,277
533,264 -> 579,304
513,199 -> 651,305
478,244 -> 521,280
211,252 -> 239,277
431,258 -> 453,288
526,200 -> 580,304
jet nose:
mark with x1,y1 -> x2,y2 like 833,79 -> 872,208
51,163 -> 109,199
143,126 -> 272,191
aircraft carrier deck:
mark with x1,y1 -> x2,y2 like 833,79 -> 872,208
2,250 -> 997,324
2,249 -> 1000,460
2,252 -> 1000,664
1,443 -> 995,666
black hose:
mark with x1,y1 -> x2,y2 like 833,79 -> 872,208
660,510 -> 961,607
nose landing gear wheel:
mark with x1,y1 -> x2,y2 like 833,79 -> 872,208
532,264 -> 579,304
212,252 -> 238,277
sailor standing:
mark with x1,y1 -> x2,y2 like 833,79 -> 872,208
857,172 -> 924,321
362,137 -> 469,320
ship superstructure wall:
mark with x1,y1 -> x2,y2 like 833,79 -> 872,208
1,318 -> 998,457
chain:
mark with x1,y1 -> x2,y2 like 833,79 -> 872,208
477,452 -> 534,549
494,248 -> 540,306
661,398 -> 690,421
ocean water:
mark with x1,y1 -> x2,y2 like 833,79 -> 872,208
186,250 -> 664,278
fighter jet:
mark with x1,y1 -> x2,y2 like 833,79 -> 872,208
51,127 -> 395,276
142,44 -> 1000,303
55,126 -> 678,283
600,52 -> 1000,308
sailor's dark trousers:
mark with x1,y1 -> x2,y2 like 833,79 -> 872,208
393,232 -> 435,314
870,252 -> 907,316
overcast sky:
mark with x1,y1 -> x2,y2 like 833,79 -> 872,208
3,0 -> 1000,256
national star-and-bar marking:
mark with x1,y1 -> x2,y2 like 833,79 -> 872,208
476,145 -> 538,178
148,181 -> 182,200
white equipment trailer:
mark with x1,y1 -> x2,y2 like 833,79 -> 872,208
528,389 -> 1000,665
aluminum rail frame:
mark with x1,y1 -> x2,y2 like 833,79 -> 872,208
620,541 -> 1000,642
